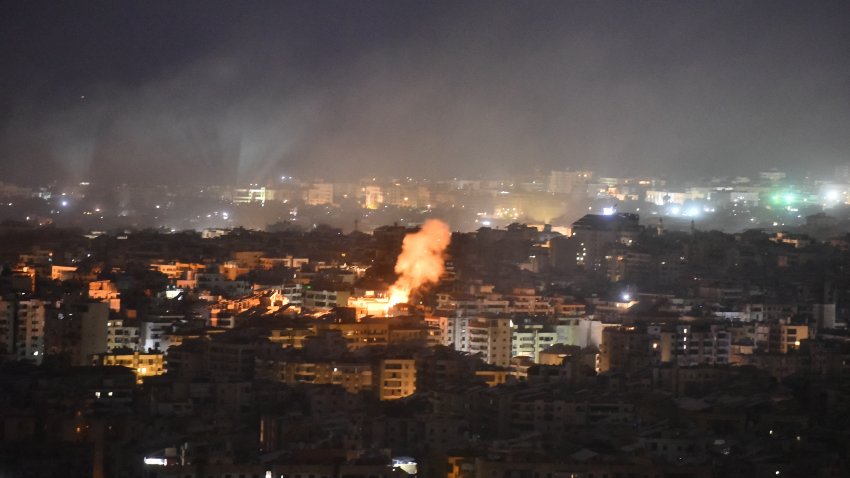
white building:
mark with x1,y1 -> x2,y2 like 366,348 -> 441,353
439,316 -> 512,367
283,283 -> 303,306
0,298 -> 46,364
554,317 -> 609,349
233,187 -> 273,204
511,325 -> 558,362
108,319 -> 141,351
140,317 -> 180,353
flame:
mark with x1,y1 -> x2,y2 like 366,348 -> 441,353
387,219 -> 451,306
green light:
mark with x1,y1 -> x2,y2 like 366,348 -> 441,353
783,193 -> 795,204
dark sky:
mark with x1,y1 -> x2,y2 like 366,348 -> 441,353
1,1 -> 848,186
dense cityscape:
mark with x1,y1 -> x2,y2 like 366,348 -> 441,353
3,1 -> 850,477
3,167 -> 850,476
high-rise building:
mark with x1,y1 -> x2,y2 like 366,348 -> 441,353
511,325 -> 558,362
0,297 -> 46,364
570,213 -> 642,270
599,326 -> 650,373
377,358 -> 417,400
107,318 -> 140,351
441,316 -> 512,367
45,300 -> 111,365
79,302 -> 110,364
673,324 -> 731,366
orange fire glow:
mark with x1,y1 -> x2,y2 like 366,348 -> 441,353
387,219 -> 451,306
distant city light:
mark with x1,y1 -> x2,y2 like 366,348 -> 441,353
60,200 -> 69,207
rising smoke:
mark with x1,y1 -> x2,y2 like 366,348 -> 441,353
388,219 -> 452,306
1,2 -> 848,185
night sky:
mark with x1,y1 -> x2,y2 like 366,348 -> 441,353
1,0 -> 848,186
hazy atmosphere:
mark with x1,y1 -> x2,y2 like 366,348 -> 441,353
2,0 -> 849,185
7,4 -> 850,477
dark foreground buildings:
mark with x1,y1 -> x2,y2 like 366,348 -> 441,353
2,215 -> 850,477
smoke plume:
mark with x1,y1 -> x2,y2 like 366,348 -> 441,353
2,2 -> 849,184
388,219 -> 451,306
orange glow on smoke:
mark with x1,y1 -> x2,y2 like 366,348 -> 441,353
387,219 -> 451,306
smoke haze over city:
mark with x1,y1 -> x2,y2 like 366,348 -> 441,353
2,0 -> 849,186
8,3 -> 850,477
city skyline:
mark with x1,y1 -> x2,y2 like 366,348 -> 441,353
4,3 -> 850,477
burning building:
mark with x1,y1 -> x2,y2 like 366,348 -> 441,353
349,220 -> 451,318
